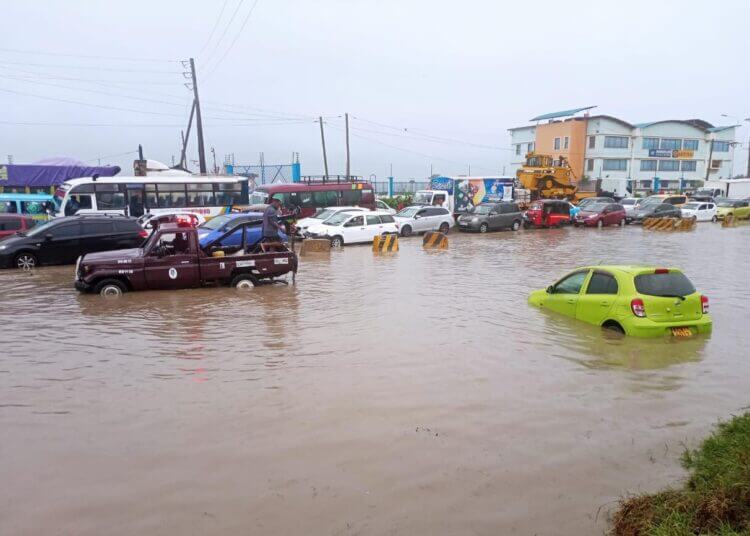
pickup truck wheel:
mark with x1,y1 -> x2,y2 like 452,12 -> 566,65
400,225 -> 412,237
438,222 -> 450,234
231,274 -> 258,289
14,252 -> 37,270
94,279 -> 126,297
329,235 -> 344,248
479,223 -> 488,233
511,220 -> 521,231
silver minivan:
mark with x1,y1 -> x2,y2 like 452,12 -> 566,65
457,202 -> 523,233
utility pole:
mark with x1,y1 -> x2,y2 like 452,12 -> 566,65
745,118 -> 750,177
211,147 -> 217,174
138,144 -> 144,161
318,116 -> 329,180
705,139 -> 714,181
345,112 -> 351,180
179,101 -> 196,169
188,58 -> 207,174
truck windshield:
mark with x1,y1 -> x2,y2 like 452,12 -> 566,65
635,272 -> 696,298
412,193 -> 433,205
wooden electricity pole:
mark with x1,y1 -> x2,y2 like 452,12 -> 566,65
189,58 -> 207,174
319,116 -> 329,180
345,112 -> 351,180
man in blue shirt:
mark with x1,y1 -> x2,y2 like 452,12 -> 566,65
262,197 -> 282,241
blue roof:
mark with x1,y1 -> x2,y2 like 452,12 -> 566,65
530,106 -> 596,122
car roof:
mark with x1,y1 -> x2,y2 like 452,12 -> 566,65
256,182 -> 373,192
575,265 -> 684,276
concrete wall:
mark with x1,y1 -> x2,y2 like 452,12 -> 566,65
534,118 -> 588,182
508,126 -> 536,176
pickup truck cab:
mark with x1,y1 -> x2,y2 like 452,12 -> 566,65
75,221 -> 297,296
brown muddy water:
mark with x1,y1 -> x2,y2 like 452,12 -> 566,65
1,224 -> 749,535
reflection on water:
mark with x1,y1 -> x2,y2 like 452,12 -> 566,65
1,224 -> 749,536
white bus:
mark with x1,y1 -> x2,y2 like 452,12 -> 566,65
53,176 -> 250,220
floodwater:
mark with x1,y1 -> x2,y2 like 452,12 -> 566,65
2,223 -> 749,536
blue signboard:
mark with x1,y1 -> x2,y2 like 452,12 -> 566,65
429,176 -> 454,192
649,149 -> 673,158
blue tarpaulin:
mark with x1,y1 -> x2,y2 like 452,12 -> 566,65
0,160 -> 120,189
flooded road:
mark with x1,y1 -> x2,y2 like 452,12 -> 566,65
2,223 -> 749,535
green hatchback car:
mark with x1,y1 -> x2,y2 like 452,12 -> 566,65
528,266 -> 712,338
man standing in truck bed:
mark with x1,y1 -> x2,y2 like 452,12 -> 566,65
262,197 -> 282,242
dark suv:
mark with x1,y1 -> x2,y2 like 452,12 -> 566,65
0,215 -> 148,269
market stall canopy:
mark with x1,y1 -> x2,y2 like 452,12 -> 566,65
0,160 -> 121,188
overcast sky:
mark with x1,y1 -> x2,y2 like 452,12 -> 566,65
1,0 -> 749,179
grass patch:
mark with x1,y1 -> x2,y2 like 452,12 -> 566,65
612,411 -> 750,535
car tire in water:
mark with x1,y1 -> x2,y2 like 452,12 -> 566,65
231,273 -> 258,290
14,252 -> 37,270
329,235 -> 344,248
94,278 -> 127,297
712,215 -> 718,223
479,223 -> 488,233
511,220 -> 521,231
597,219 -> 604,229
439,222 -> 450,234
619,218 -> 625,226
400,225 -> 412,237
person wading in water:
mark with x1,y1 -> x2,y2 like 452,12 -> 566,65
262,197 -> 283,243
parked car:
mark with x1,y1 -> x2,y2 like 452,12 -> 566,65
307,211 -> 399,247
393,206 -> 453,237
0,214 -> 38,240
75,221 -> 297,296
619,198 -> 641,218
528,266 -> 712,338
573,202 -> 626,228
294,206 -> 366,237
137,211 -> 206,231
0,215 -> 148,269
715,199 -> 750,220
457,202 -> 522,232
197,213 -> 262,242
576,197 -> 613,211
196,212 -> 287,248
523,199 -> 571,229
679,202 -> 718,222
644,194 -> 689,207
629,203 -> 681,223
375,199 -> 397,214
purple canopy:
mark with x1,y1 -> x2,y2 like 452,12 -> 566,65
0,164 -> 121,188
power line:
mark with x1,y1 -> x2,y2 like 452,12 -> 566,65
85,150 -> 139,162
0,46 -> 179,63
198,0 -> 231,55
203,0 -> 246,65
0,59 -> 182,74
205,0 -> 261,78
0,119 -> 314,127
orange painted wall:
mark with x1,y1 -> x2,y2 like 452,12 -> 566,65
534,119 -> 588,182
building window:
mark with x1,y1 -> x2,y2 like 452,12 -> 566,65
586,159 -> 594,172
681,161 -> 697,172
660,138 -> 681,150
588,136 -> 596,149
604,136 -> 629,149
683,139 -> 699,151
515,144 -> 521,155
712,141 -> 730,152
564,136 -> 569,149
554,138 -> 560,150
658,160 -> 680,171
602,159 -> 628,171
527,142 -> 534,153
640,160 -> 657,171
711,160 -> 722,169
642,137 -> 659,150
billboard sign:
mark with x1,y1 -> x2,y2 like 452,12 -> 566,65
648,149 -> 673,158
673,150 -> 694,159
454,178 -> 514,212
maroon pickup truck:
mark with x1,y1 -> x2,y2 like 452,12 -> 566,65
75,222 -> 297,296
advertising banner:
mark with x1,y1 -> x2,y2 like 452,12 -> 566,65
454,178 -> 514,212
429,176 -> 454,192
648,149 -> 673,158
673,150 -> 694,159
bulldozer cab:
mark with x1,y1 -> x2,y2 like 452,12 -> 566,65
525,153 -> 554,168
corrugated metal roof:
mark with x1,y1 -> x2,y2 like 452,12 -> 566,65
707,125 -> 739,133
529,106 -> 596,122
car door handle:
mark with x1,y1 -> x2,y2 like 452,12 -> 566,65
566,299 -> 576,304
180,260 -> 191,264
600,301 -> 611,307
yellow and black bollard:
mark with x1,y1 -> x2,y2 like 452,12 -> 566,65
373,234 -> 399,254
422,231 -> 449,250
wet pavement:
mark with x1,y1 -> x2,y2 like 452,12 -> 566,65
1,223 -> 749,535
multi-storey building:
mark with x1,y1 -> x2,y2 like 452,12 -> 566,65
508,107 -> 737,193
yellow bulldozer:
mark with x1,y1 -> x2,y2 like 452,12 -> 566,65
515,152 -> 598,204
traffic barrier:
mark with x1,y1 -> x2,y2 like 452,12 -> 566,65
422,231 -> 449,250
372,233 -> 399,253
642,217 -> 696,232
722,214 -> 736,228
300,238 -> 331,255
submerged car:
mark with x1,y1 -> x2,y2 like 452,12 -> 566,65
457,202 -> 522,232
715,199 -> 750,220
573,202 -> 626,228
294,206 -> 365,237
523,199 -> 571,229
393,206 -> 453,236
307,211 -> 399,247
528,266 -> 712,338
629,202 -> 681,223
197,212 -> 287,249
679,202 -> 717,222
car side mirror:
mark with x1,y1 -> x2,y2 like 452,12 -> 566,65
489,211 -> 498,216
45,234 -> 53,241
414,215 -> 421,219
546,285 -> 554,294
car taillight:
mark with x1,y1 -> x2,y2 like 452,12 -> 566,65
139,229 -> 149,238
701,295 -> 709,314
631,298 -> 646,318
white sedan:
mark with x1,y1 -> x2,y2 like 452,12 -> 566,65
393,206 -> 454,236
295,206 -> 365,236
307,211 -> 399,247
375,199 -> 397,214
680,201 -> 718,222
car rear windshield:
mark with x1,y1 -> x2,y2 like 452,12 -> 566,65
634,272 -> 696,297
201,215 -> 232,230
473,205 -> 493,215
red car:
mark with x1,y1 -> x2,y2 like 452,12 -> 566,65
523,200 -> 571,229
574,202 -> 626,228
0,214 -> 38,240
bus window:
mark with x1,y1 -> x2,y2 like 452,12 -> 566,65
65,195 -> 93,216
188,183 -> 215,207
95,191 -> 126,210
20,201 -> 46,215
1,201 -> 18,213
297,191 -> 315,208
215,183 -> 243,205
313,190 -> 339,207
249,190 -> 269,205
341,189 -> 362,205
157,183 -> 187,208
